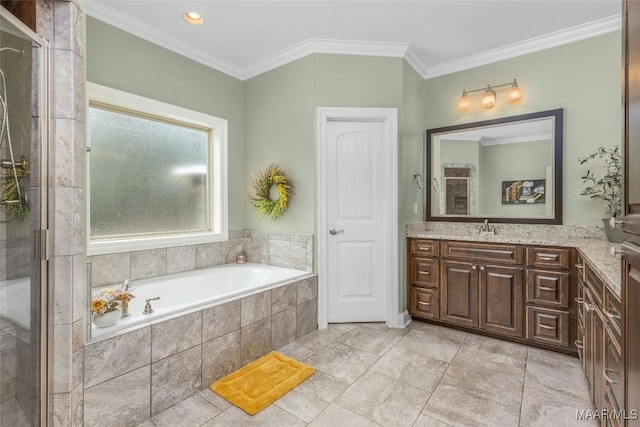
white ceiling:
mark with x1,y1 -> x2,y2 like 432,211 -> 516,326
87,0 -> 621,81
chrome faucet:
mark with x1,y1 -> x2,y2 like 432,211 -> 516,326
479,219 -> 496,235
122,279 -> 132,291
143,297 -> 160,314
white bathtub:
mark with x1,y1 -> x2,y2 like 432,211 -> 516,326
90,263 -> 312,338
0,277 -> 31,330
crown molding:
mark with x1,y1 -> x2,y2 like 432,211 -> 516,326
87,1 -> 620,81
423,14 -> 621,79
241,38 -> 411,80
86,0 -> 244,80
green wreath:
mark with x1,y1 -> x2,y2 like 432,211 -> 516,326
249,164 -> 293,220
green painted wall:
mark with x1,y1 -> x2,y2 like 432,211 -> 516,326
243,56 -> 315,233
424,31 -> 622,226
86,17 -> 246,231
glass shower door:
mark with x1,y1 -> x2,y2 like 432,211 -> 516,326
0,7 -> 49,427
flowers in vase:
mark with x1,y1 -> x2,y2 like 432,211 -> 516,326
91,288 -> 135,314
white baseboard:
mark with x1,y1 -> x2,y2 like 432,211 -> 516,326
389,310 -> 411,328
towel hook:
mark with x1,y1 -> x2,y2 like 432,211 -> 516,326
413,172 -> 424,190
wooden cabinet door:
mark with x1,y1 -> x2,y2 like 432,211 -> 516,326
441,260 -> 478,328
480,264 -> 524,337
623,242 -> 640,425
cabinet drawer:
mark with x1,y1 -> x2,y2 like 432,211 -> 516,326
604,325 -> 624,420
604,286 -> 622,340
409,287 -> 440,320
442,241 -> 523,265
409,239 -> 439,257
526,306 -> 569,348
409,257 -> 440,288
526,247 -> 571,270
526,269 -> 570,308
585,263 -> 604,306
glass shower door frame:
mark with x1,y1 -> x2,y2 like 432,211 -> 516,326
0,7 -> 51,427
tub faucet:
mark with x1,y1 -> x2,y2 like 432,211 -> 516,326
122,279 -> 132,291
143,297 -> 160,314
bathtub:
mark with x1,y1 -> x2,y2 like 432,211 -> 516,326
90,262 -> 312,338
0,277 -> 31,330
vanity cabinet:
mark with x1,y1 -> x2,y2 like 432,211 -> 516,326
407,238 -> 575,352
577,258 -> 625,424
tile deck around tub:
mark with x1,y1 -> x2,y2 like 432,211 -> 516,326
136,321 -> 595,427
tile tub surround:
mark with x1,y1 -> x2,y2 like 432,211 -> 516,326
406,221 -> 622,297
82,276 -> 318,426
87,230 -> 314,288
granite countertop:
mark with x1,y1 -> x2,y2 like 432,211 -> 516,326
406,226 -> 622,298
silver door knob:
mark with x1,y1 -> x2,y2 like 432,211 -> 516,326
329,228 -> 344,235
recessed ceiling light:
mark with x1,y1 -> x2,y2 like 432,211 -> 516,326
184,12 -> 204,25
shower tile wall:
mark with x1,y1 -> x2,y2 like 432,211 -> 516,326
82,276 -> 318,427
37,0 -> 87,425
87,230 -> 314,289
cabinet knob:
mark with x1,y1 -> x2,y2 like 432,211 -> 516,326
609,217 -> 624,228
472,265 -> 477,270
479,265 -> 485,271
609,246 -> 621,258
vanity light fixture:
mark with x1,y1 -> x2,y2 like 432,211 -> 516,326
457,79 -> 522,111
184,12 -> 204,25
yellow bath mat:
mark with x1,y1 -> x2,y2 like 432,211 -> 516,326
210,351 -> 315,415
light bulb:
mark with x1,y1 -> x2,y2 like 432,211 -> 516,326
184,12 -> 204,25
457,92 -> 471,112
481,88 -> 496,109
508,83 -> 522,104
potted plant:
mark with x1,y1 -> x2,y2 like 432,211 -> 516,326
578,145 -> 624,242
90,288 -> 134,328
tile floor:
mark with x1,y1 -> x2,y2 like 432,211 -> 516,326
137,321 -> 596,427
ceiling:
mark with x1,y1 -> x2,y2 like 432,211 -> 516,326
87,0 -> 621,81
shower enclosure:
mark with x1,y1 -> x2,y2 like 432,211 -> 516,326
0,7 -> 49,427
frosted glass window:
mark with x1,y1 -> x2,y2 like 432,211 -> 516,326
87,83 -> 228,255
89,105 -> 210,238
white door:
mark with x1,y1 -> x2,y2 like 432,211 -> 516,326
318,108 -> 398,326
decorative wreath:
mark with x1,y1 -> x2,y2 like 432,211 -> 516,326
249,164 -> 293,220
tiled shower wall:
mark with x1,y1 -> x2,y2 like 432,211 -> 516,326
87,231 -> 314,289
82,276 -> 318,427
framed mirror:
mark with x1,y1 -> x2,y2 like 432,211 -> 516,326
426,109 -> 563,224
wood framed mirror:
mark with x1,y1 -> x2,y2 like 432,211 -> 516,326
426,109 -> 563,224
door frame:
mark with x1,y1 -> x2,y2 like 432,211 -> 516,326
316,107 -> 399,328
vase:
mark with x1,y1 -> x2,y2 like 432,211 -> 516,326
93,307 -> 122,328
602,218 -> 625,243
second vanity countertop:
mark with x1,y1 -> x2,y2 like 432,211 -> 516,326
406,227 -> 622,299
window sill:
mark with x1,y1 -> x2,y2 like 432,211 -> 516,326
87,231 -> 228,256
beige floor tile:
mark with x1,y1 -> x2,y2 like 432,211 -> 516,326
200,405 -> 305,426
412,414 -> 453,427
337,325 -> 408,356
305,342 -> 379,384
520,382 -> 596,427
308,403 -> 382,427
277,341 -> 317,360
370,346 -> 448,392
274,370 -> 350,422
441,357 -> 525,403
337,370 -> 430,427
423,382 -> 521,427
294,328 -> 348,351
454,333 -> 528,370
149,395 -> 220,427
524,349 -> 590,401
394,329 -> 464,363
198,388 -> 233,411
